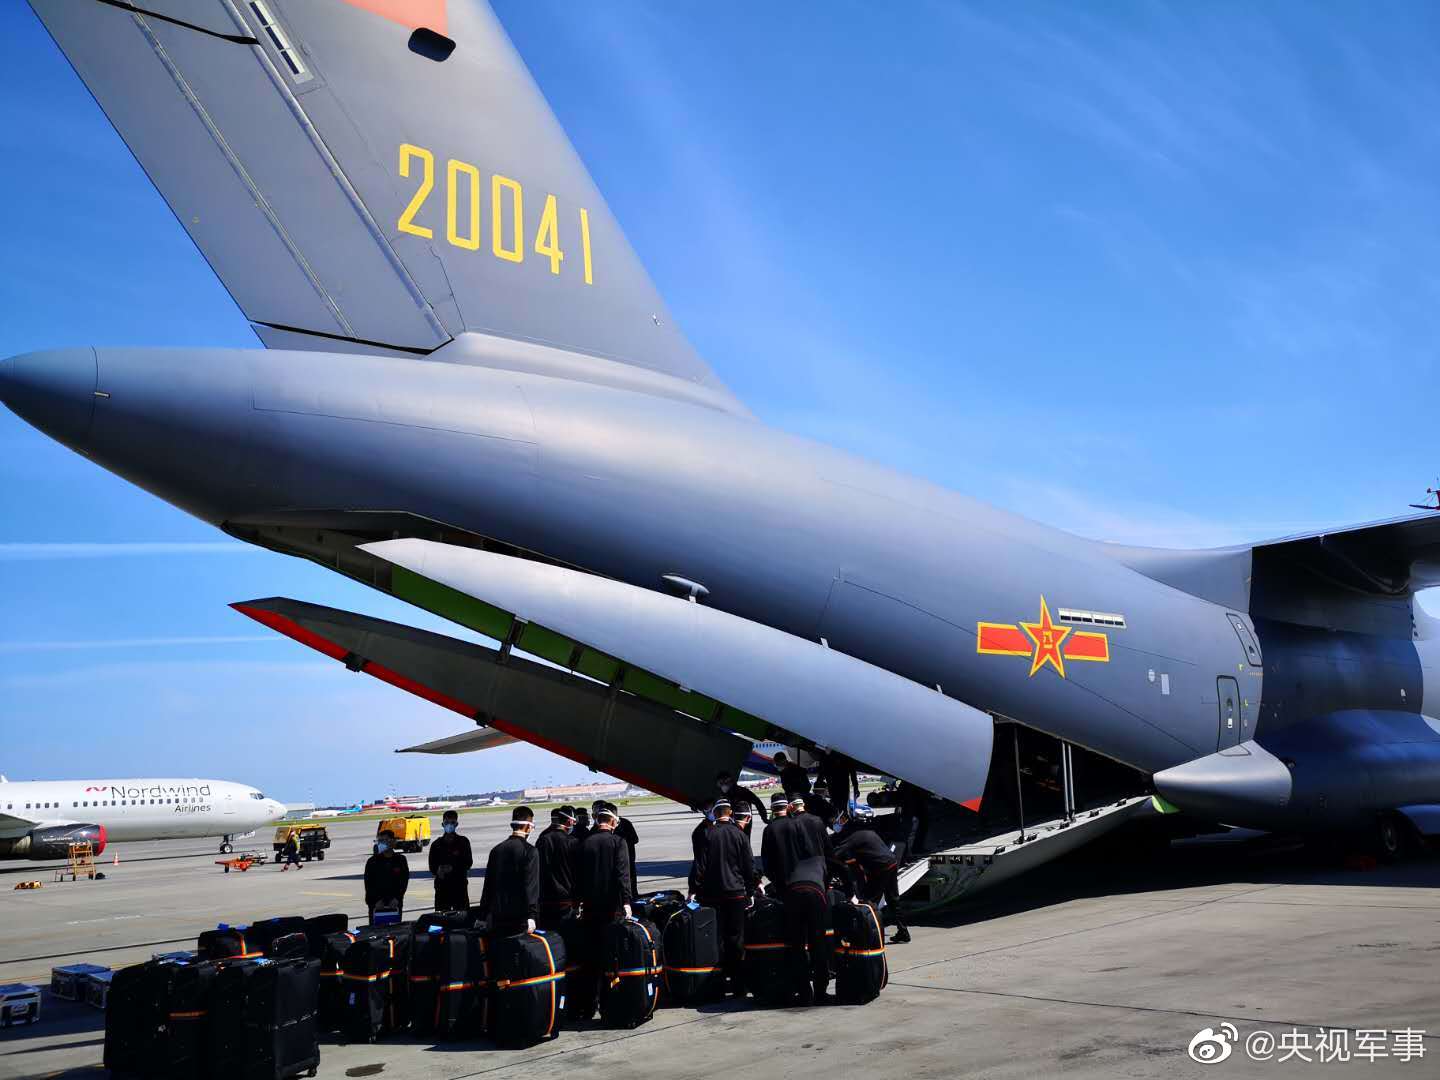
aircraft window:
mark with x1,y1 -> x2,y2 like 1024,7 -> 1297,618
1058,608 -> 1126,629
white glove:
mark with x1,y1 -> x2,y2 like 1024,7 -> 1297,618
527,918 -> 537,933
623,904 -> 633,918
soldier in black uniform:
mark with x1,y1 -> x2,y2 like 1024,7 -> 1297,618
783,852 -> 851,1006
688,800 -> 758,996
787,794 -> 833,862
363,829 -> 409,922
572,806 -> 592,844
478,806 -> 540,937
771,751 -> 811,797
536,805 -> 580,930
691,812 -> 712,864
577,806 -> 633,1017
711,771 -> 769,824
821,751 -> 861,807
835,803 -> 909,943
428,809 -> 473,913
761,793 -> 796,889
594,800 -> 640,900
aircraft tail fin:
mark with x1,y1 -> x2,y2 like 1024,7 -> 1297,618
29,1 -> 739,408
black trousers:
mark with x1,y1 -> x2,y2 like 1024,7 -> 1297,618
783,883 -> 831,1002
860,866 -> 906,932
702,895 -> 748,990
434,884 -> 469,914
576,911 -> 622,1019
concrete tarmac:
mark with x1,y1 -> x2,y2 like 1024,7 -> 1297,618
1,803 -> 1437,1078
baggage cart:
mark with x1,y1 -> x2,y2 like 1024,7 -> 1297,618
0,984 -> 40,1027
85,969 -> 113,1009
51,963 -> 109,1001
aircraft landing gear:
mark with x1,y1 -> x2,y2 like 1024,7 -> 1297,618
219,837 -> 234,855
1374,813 -> 1407,863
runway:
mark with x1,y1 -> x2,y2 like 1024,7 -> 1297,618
2,804 -> 1437,1078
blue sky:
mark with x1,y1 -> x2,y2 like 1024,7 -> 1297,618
1,2 -> 1435,803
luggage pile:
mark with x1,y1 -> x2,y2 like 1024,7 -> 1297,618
105,912 -> 332,1079
100,888 -> 888,1075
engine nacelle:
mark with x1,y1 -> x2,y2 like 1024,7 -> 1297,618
0,824 -> 107,860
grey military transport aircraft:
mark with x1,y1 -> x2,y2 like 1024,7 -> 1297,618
5,0 -> 1439,905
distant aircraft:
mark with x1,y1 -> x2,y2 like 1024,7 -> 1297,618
0,778 -> 285,859
7,1 -> 1440,905
310,804 -> 362,818
1409,484 -> 1440,511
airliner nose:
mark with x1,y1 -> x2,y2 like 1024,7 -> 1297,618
0,348 -> 98,451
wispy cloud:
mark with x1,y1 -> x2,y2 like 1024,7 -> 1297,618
0,636 -> 276,654
0,542 -> 258,560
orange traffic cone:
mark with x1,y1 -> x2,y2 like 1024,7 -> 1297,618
112,852 -> 119,866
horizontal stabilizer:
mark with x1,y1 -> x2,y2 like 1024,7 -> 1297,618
396,728 -> 518,755
232,596 -> 752,805
359,539 -> 994,807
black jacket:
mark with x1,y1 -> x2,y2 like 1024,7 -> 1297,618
536,824 -> 579,903
779,763 -> 811,796
761,815 -> 797,888
691,819 -> 711,863
580,828 -> 633,913
835,826 -> 897,888
363,851 -> 409,907
479,834 -> 540,924
793,810 -> 833,860
805,792 -> 838,825
689,820 -> 757,899
428,831 -> 473,888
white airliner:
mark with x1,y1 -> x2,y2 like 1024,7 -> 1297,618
0,777 -> 286,860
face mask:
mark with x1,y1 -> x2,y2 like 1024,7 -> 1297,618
376,842 -> 390,853
719,782 -> 732,792
443,822 -> 456,834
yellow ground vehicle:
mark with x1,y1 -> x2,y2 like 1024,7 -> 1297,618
377,816 -> 431,854
272,824 -> 331,862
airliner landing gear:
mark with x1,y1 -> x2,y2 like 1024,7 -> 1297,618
219,837 -> 234,855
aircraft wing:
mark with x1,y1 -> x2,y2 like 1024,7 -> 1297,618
28,1 -> 743,412
1251,512 -> 1440,594
0,811 -> 43,839
396,728 -> 519,755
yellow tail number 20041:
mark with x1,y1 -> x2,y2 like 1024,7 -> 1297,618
396,144 -> 593,285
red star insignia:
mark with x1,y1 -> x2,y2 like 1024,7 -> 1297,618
1020,596 -> 1071,678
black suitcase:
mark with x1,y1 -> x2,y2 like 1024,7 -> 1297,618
246,959 -> 322,1079
103,962 -> 156,1075
198,925 -> 262,962
317,932 -> 356,1032
743,897 -> 792,1007
341,931 -> 410,1041
633,889 -> 685,930
415,909 -> 470,932
106,958 -> 216,1077
831,901 -> 888,1005
302,913 -> 348,957
246,916 -> 308,953
268,932 -> 309,960
206,959 -> 267,1080
661,905 -> 723,1005
489,931 -> 566,1047
434,927 -> 490,1038
598,918 -> 661,1029
159,959 -> 219,1079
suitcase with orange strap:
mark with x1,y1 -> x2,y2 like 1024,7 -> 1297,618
741,897 -> 791,1007
488,930 -> 566,1047
660,904 -> 723,1005
409,924 -> 486,1038
340,930 -> 411,1041
317,931 -> 356,1032
831,900 -> 887,1005
598,917 -> 660,1029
